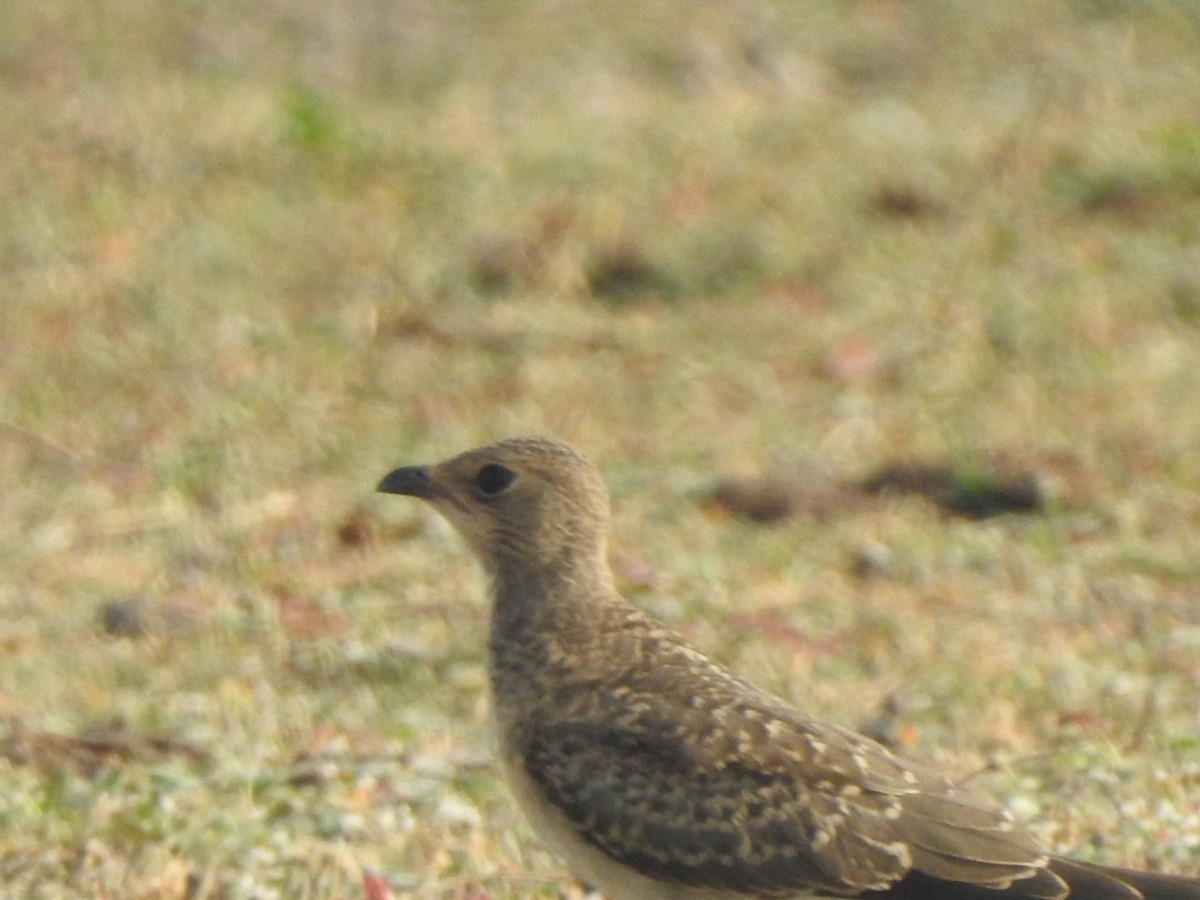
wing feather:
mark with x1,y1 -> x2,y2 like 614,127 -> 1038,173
520,700 -> 1049,896
514,626 -> 1052,896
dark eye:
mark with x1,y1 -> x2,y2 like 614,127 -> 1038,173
474,463 -> 517,497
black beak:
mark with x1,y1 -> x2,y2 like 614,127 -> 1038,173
377,465 -> 437,498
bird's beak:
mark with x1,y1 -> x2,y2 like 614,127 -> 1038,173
377,465 -> 438,499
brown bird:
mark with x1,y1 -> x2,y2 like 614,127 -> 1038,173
377,437 -> 1200,900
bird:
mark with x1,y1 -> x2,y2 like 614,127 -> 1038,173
376,437 -> 1200,900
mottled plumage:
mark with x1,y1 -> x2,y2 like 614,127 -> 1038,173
377,437 -> 1200,900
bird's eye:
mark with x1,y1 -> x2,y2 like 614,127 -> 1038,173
474,463 -> 517,497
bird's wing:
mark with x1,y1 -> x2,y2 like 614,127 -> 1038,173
521,698 -> 1063,898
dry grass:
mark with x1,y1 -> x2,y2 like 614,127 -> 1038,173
2,1 -> 1199,897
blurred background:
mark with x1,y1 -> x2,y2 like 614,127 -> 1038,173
1,1 -> 1199,897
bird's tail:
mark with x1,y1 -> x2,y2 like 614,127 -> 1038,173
1050,857 -> 1200,900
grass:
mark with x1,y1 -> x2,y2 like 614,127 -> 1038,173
2,0 -> 1199,897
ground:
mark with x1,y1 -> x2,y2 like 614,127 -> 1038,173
1,1 -> 1198,897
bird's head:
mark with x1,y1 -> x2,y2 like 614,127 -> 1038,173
377,437 -> 613,584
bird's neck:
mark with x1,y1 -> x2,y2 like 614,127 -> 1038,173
489,548 -> 612,629
486,550 -> 622,694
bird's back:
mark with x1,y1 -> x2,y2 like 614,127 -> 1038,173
489,590 -> 1058,899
